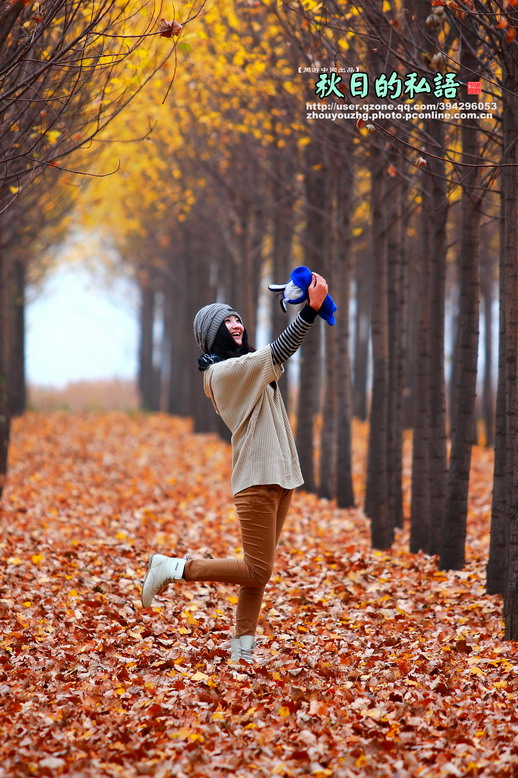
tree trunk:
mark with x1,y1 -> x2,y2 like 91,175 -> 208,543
319,141 -> 342,500
335,154 -> 355,509
403,248 -> 419,429
319,322 -> 337,499
353,252 -> 370,421
427,119 -> 448,557
240,203 -> 261,347
237,163 -> 263,348
7,256 -> 26,417
296,140 -> 326,493
502,37 -> 518,640
0,244 -> 11,500
365,147 -> 392,549
448,282 -> 459,437
394,169 -> 410,525
386,150 -> 408,532
271,148 -> 295,410
481,253 -> 494,448
487,194 -> 507,595
410,196 -> 431,554
138,270 -> 157,412
166,245 -> 190,418
165,256 -> 178,416
440,27 -> 481,570
190,223 -> 221,434
407,1 -> 448,555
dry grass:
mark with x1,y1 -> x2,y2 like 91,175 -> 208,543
28,378 -> 138,412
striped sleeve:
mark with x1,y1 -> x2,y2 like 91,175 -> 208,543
270,305 -> 317,365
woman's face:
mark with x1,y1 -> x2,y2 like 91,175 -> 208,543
224,315 -> 244,346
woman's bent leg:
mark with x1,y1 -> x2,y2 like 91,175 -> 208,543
232,489 -> 292,637
234,485 -> 287,637
182,485 -> 291,638
183,485 -> 280,588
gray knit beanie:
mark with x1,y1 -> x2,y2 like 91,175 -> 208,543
193,303 -> 241,353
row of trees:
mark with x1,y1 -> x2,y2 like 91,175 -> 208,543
0,0 -> 198,493
1,0 -> 517,638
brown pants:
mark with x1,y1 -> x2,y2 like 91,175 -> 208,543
183,484 -> 293,637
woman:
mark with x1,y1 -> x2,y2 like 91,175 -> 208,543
142,273 -> 328,664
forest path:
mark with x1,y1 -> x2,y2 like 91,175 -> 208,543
0,413 -> 515,777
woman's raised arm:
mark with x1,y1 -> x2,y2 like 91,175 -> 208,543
270,273 -> 328,365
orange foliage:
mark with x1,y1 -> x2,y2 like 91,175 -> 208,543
0,413 -> 516,776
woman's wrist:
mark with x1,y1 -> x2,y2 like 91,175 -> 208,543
300,303 -> 318,324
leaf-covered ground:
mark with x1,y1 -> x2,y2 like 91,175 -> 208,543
1,413 -> 517,777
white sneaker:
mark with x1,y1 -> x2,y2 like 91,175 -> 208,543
230,635 -> 255,664
141,553 -> 187,608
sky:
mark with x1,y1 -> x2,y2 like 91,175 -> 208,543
26,259 -> 138,388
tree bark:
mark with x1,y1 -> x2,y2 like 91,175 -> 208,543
296,140 -> 326,493
410,197 -> 431,554
487,193 -> 508,595
408,0 -> 448,555
403,248 -> 419,429
7,256 -> 26,417
319,140 -> 342,500
0,245 -> 11,501
365,146 -> 392,549
270,147 -> 295,410
481,252 -> 494,448
440,25 -> 481,570
352,252 -> 370,421
427,119 -> 448,557
189,217 -> 221,434
501,34 -> 518,639
138,270 -> 158,412
319,321 -> 337,499
386,150 -> 408,532
335,153 -> 355,509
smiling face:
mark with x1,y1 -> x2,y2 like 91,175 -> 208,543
224,315 -> 244,347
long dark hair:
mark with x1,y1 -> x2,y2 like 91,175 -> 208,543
211,320 -> 255,360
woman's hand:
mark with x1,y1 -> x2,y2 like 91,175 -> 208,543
308,272 -> 328,312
